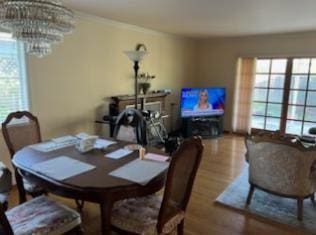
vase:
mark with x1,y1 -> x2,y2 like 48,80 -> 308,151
140,83 -> 151,94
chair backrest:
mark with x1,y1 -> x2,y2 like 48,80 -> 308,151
157,137 -> 204,232
245,133 -> 316,196
2,111 -> 41,158
113,109 -> 147,145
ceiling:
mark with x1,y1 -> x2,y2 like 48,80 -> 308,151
65,0 -> 316,38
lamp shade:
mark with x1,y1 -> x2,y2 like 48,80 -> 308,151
124,50 -> 148,62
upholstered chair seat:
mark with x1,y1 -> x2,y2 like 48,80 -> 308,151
112,194 -> 185,235
22,178 -> 44,193
5,196 -> 81,235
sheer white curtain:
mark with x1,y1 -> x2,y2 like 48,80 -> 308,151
232,58 -> 256,134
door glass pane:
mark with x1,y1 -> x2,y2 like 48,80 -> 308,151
268,89 -> 283,103
287,105 -> 304,120
310,59 -> 316,74
291,75 -> 308,89
292,58 -> 310,74
253,88 -> 267,102
270,75 -> 285,88
267,103 -> 282,117
255,75 -> 269,87
289,90 -> 306,105
252,102 -> 266,115
256,60 -> 270,73
309,76 -> 316,90
303,122 -> 316,135
252,116 -> 265,129
305,107 -> 316,122
286,120 -> 302,135
266,117 -> 280,131
271,59 -> 287,73
306,91 -> 316,106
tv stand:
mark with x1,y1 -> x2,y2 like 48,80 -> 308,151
182,116 -> 224,139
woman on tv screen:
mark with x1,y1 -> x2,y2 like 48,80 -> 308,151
193,89 -> 213,111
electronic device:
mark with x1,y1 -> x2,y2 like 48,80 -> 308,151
180,87 -> 225,118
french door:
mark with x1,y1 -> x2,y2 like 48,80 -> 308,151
251,58 -> 316,136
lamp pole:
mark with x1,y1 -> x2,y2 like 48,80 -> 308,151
124,43 -> 148,110
134,61 -> 139,109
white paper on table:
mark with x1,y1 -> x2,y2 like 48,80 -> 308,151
31,156 -> 95,181
94,139 -> 116,149
109,159 -> 169,185
105,149 -> 133,159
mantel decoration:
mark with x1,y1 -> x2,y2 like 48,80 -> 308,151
124,43 -> 148,109
0,0 -> 75,57
138,72 -> 155,94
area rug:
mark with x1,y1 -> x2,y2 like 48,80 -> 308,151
216,167 -> 316,234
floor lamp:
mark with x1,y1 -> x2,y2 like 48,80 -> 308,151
124,44 -> 148,109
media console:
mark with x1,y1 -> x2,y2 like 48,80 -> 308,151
182,116 -> 224,139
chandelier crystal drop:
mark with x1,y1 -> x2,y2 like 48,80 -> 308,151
0,0 -> 75,57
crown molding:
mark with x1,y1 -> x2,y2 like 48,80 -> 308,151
74,10 -> 191,41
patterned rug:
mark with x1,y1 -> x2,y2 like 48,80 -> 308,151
216,167 -> 316,234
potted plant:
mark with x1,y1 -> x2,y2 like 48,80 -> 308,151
138,72 -> 156,94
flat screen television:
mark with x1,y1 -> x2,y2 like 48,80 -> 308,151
181,87 -> 225,118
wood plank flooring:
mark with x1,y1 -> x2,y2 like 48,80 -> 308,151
8,135 -> 305,234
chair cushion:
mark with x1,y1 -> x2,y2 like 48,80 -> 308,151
116,125 -> 137,143
0,192 -> 9,204
112,194 -> 185,235
6,196 -> 81,235
23,178 -> 44,193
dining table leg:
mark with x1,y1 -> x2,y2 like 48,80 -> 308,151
100,201 -> 113,235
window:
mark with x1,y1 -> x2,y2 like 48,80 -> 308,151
251,58 -> 316,136
0,32 -> 28,123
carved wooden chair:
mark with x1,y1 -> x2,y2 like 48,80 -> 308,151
245,132 -> 316,221
1,111 -> 47,204
113,108 -> 147,145
110,136 -> 204,234
0,195 -> 83,235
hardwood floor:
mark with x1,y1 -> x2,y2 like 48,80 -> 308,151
8,134 -> 304,234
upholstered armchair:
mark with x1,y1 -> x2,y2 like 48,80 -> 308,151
245,133 -> 316,221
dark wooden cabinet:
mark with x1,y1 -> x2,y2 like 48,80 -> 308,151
110,91 -> 170,115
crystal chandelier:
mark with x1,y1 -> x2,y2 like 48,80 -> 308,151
0,0 -> 75,57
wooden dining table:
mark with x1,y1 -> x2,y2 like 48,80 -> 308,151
12,140 -> 168,235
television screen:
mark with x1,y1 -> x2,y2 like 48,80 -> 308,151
181,87 -> 225,118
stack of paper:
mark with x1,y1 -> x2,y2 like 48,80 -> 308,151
109,159 -> 169,185
31,156 -> 95,180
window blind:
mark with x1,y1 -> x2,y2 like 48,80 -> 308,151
0,32 -> 28,123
